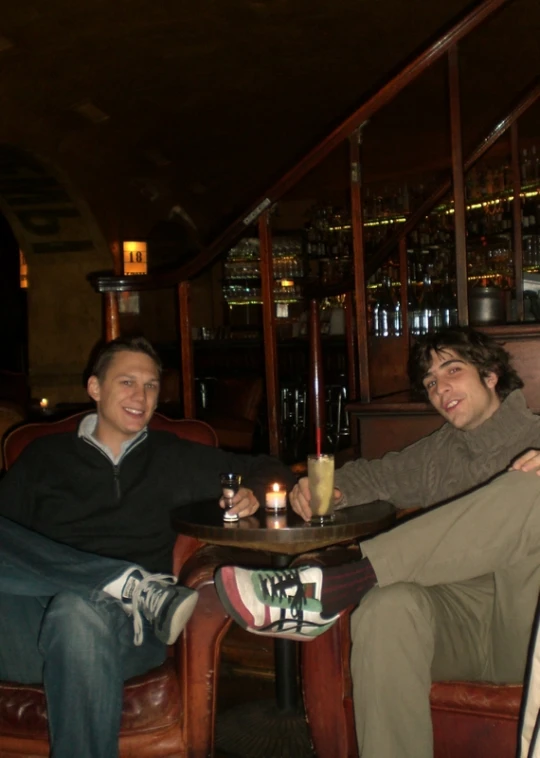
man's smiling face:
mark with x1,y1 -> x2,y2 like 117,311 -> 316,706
87,350 -> 160,453
422,348 -> 501,431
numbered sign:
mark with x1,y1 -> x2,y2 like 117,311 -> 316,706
123,241 -> 148,275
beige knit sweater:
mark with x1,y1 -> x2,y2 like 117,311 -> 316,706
334,390 -> 540,510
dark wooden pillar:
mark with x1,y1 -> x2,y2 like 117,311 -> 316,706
259,211 -> 281,458
344,292 -> 357,401
510,121 -> 524,321
104,292 -> 120,342
349,128 -> 370,402
399,236 -> 409,337
178,281 -> 196,418
448,45 -> 469,326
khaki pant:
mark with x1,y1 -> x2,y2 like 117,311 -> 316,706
351,470 -> 540,758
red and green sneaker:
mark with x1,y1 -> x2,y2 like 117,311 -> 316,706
215,565 -> 338,641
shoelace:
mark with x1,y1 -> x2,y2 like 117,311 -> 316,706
130,573 -> 176,646
259,569 -> 307,619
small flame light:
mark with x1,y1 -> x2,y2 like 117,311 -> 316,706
265,483 -> 287,511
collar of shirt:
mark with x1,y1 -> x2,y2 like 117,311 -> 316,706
77,412 -> 147,465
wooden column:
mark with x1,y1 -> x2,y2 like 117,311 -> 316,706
104,292 -> 120,341
344,292 -> 357,401
259,211 -> 281,458
448,45 -> 469,326
510,121 -> 524,321
178,281 -> 196,418
344,292 -> 358,445
398,236 -> 409,336
349,128 -> 370,402
309,299 -> 326,454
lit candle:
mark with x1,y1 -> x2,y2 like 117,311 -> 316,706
40,398 -> 49,410
265,483 -> 287,511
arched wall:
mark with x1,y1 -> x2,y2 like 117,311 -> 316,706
0,145 -> 112,404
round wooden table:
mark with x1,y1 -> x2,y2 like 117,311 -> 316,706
171,498 -> 396,758
170,498 -> 396,555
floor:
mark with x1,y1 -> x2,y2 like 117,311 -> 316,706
214,669 -> 315,758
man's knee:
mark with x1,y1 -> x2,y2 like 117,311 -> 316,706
40,591 -> 127,656
351,583 -> 435,645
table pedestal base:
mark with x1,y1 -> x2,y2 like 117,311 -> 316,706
216,700 -> 314,758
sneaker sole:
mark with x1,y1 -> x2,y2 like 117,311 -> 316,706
155,590 -> 199,645
215,568 -> 252,630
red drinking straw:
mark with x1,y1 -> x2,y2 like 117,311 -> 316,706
310,299 -> 325,458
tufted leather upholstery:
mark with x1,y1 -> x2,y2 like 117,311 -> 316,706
2,411 -> 218,469
0,412 -> 229,758
300,550 -> 522,758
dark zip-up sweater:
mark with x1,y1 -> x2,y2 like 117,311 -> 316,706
0,428 -> 295,572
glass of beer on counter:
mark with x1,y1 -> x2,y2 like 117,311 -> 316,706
307,453 -> 335,524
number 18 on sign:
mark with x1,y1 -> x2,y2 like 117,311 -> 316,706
123,241 -> 148,275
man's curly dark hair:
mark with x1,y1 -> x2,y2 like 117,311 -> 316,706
409,327 -> 523,400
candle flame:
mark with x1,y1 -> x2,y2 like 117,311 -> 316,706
272,483 -> 280,492
40,398 -> 48,409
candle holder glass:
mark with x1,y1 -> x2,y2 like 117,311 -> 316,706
265,484 -> 287,511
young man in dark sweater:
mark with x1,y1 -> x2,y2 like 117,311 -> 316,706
217,327 -> 540,758
0,336 -> 293,758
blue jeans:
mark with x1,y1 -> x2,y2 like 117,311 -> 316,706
0,516 -> 167,758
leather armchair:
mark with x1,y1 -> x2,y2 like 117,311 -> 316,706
0,412 -> 233,758
0,400 -> 25,470
299,548 -> 522,758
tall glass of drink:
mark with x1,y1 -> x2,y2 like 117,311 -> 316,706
307,453 -> 335,524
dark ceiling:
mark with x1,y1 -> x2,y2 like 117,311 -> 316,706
0,0 -> 538,252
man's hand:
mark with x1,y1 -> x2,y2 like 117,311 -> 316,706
289,477 -> 343,522
510,449 -> 540,475
219,487 -> 259,517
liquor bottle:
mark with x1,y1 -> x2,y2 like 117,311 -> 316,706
393,298 -> 402,337
522,149 -> 531,184
440,274 -> 458,328
377,276 -> 395,337
532,146 -> 539,182
420,271 -> 442,334
407,277 -> 422,336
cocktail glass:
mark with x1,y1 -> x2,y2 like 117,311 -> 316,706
307,454 -> 335,524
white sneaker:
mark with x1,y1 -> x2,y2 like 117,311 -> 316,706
215,565 -> 338,641
123,572 -> 198,646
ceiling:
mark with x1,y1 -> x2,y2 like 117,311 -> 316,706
0,0 -> 538,258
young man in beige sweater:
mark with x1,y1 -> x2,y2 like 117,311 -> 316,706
217,326 -> 540,758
